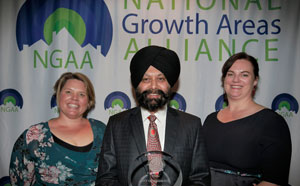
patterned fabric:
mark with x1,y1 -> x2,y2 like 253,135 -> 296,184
147,115 -> 163,186
9,119 -> 106,186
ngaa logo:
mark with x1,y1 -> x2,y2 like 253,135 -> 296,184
16,0 -> 113,68
272,93 -> 298,118
104,91 -> 131,116
0,89 -> 23,112
215,94 -> 227,111
0,176 -> 10,186
50,95 -> 59,114
169,93 -> 186,112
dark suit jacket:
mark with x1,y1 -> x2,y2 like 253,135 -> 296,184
96,107 -> 210,186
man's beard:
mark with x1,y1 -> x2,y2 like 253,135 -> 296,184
135,88 -> 171,112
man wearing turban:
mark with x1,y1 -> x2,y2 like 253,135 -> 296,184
96,46 -> 211,186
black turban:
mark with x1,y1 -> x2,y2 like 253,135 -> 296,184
130,45 -> 181,88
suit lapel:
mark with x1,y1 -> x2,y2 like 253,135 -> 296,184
129,107 -> 147,155
128,107 -> 181,182
164,107 -> 179,155
128,108 -> 149,181
161,107 -> 181,184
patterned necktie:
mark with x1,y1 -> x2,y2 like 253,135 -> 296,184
147,115 -> 163,186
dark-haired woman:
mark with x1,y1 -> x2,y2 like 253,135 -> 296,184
203,52 -> 292,186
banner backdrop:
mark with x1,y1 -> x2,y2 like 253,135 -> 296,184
1,0 -> 299,185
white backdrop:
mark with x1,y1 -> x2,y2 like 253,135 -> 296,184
1,0 -> 299,185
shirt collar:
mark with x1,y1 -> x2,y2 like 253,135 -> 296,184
141,106 -> 167,123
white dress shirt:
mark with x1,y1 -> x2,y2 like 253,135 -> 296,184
141,106 -> 167,151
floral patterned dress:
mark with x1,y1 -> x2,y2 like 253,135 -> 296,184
9,118 -> 106,186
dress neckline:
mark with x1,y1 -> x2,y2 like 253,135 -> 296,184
51,132 -> 93,152
45,119 -> 95,152
216,108 -> 268,124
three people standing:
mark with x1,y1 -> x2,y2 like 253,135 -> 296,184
9,49 -> 292,186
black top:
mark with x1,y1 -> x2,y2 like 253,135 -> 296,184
52,132 -> 93,152
203,109 -> 291,185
